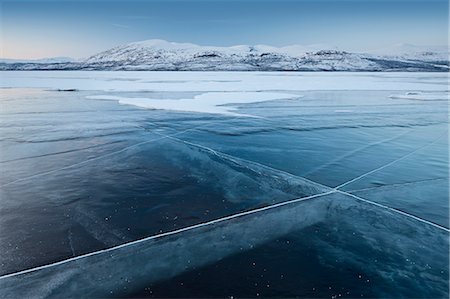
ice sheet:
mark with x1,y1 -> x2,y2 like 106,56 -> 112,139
1,71 -> 448,92
0,73 -> 448,298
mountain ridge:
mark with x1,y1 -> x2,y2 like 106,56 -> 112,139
1,40 -> 448,71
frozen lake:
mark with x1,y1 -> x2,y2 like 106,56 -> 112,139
0,71 -> 448,298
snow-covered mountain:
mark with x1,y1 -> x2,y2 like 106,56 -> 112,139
1,40 -> 448,71
365,43 -> 449,61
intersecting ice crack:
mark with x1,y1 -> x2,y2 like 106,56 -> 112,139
1,135 -> 448,279
334,131 -> 447,190
3,101 -> 448,229
302,128 -> 414,177
82,97 -> 441,195
162,134 -> 449,232
1,98 -> 448,279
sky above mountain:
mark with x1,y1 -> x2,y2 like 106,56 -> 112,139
1,0 -> 448,59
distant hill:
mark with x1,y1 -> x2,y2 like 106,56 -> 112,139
1,40 -> 448,71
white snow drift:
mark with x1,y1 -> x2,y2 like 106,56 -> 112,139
87,92 -> 300,116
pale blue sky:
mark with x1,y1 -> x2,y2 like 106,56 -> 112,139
1,0 -> 448,59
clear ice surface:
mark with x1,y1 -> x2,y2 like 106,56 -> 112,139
0,71 -> 448,298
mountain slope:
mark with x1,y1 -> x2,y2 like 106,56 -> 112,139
1,40 -> 448,71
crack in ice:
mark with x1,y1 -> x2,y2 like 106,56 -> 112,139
1,95 -> 448,282
303,128 -> 414,177
162,135 -> 449,232
0,140 -> 123,164
345,177 -> 448,193
334,131 -> 446,190
0,119 -> 237,188
0,190 -> 334,279
336,190 -> 449,232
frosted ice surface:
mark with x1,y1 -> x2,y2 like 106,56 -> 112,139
1,71 -> 448,92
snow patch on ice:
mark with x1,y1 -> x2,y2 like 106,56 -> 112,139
334,109 -> 354,113
2,72 -> 449,92
86,92 -> 300,116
